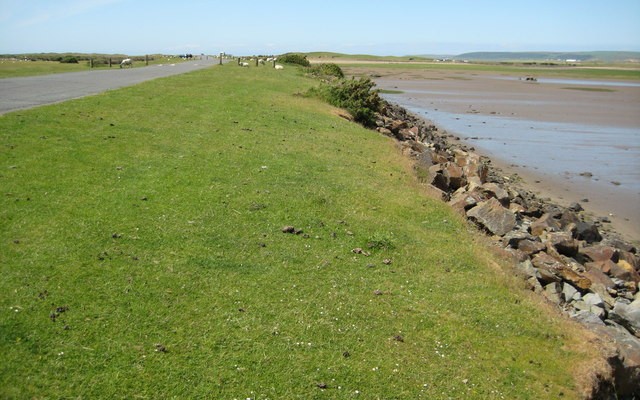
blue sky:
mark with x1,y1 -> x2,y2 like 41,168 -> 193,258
1,0 -> 639,55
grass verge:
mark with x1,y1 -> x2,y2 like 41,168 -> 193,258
0,56 -> 186,78
0,63 -> 600,398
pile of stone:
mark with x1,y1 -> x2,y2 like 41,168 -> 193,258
374,101 -> 640,396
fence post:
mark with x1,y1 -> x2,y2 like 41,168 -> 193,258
219,53 -> 223,65
145,55 -> 148,66
109,58 -> 112,68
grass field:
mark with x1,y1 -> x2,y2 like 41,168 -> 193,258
0,63 -> 602,398
0,56 -> 186,78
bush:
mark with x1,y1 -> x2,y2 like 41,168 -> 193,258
277,53 -> 310,67
310,77 -> 382,127
307,63 -> 344,79
60,56 -> 79,64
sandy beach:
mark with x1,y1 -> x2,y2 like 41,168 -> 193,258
346,67 -> 640,242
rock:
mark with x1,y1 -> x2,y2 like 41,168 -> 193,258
584,292 -> 605,308
503,231 -> 536,249
428,165 -> 449,192
571,309 -> 605,326
466,198 -> 516,237
531,252 -> 564,284
530,213 -> 561,236
581,245 -> 618,263
448,190 -> 485,214
376,127 -> 393,137
389,119 -> 407,133
517,239 -> 547,256
618,250 -> 639,271
585,260 -> 615,275
531,252 -> 591,289
543,282 -> 562,304
610,260 -> 640,283
559,209 -> 580,231
587,321 -> 640,398
611,299 -> 640,337
562,282 -> 581,303
443,162 -> 466,190
547,231 -> 579,257
575,220 -> 602,243
568,202 -> 584,212
479,182 -> 510,206
515,259 -> 539,280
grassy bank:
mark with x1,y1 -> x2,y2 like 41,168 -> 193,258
0,64 -> 600,398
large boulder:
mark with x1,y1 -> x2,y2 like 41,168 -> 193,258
466,197 -> 516,237
448,190 -> 485,214
575,220 -> 602,243
443,162 -> 466,190
531,252 -> 592,290
581,245 -> 618,263
611,299 -> 640,338
517,239 -> 547,256
530,213 -> 561,236
610,260 -> 640,283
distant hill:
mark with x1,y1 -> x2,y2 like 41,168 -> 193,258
450,51 -> 640,63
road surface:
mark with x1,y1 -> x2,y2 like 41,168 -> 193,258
0,57 -> 222,115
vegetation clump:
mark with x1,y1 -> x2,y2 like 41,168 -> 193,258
309,76 -> 382,127
307,63 -> 344,79
277,53 -> 311,67
59,56 -> 79,64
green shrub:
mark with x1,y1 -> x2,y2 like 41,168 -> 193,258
277,53 -> 310,67
309,77 -> 382,127
60,56 -> 79,64
307,63 -> 344,79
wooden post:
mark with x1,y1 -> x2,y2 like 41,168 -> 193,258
219,53 -> 223,65
109,58 -> 112,68
90,58 -> 93,68
145,55 -> 148,66
273,59 -> 276,68
255,57 -> 258,67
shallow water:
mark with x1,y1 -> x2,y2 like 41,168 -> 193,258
379,83 -> 640,240
495,76 -> 640,88
383,96 -> 640,193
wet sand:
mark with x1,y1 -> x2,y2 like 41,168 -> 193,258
350,67 -> 640,242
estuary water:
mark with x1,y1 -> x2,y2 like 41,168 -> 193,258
376,74 -> 640,240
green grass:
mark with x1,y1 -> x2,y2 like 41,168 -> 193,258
0,56 -> 186,78
0,64 -> 599,398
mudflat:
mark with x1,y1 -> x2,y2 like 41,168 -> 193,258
349,66 -> 640,242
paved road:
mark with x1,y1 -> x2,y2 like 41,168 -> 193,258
0,57 -> 222,115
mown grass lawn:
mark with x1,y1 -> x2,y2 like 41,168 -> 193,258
0,64 -> 600,398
